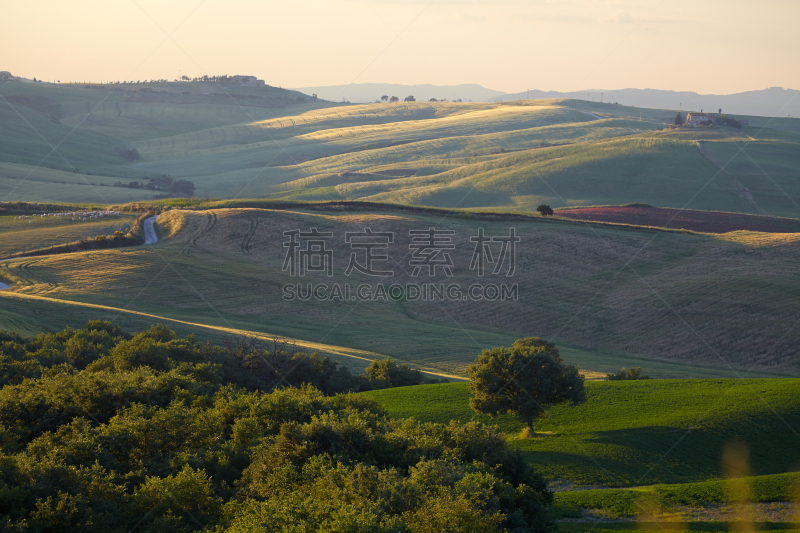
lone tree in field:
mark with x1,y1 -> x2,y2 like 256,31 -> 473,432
536,204 -> 554,216
468,338 -> 586,435
404,95 -> 416,102
674,112 -> 684,125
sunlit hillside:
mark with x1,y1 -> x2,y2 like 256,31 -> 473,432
3,81 -> 799,217
2,204 -> 798,377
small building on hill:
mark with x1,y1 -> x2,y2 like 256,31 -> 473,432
230,75 -> 266,87
686,112 -> 715,126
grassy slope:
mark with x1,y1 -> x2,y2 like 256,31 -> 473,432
0,81 -> 331,202
362,380 -> 800,487
340,135 -> 743,211
0,214 -> 138,258
1,206 -> 798,376
0,159 -> 156,204
5,82 -> 799,216
698,140 -> 800,217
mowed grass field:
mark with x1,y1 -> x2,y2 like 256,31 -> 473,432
4,81 -> 799,217
1,205 -> 798,377
362,380 -> 800,488
0,213 -> 137,258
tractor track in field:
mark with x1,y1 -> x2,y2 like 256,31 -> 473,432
241,217 -> 259,255
187,212 -> 217,254
0,257 -> 57,294
694,141 -> 771,216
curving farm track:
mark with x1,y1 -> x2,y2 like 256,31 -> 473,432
143,216 -> 159,244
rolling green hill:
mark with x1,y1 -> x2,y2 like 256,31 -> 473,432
3,82 -> 798,216
362,380 -> 800,488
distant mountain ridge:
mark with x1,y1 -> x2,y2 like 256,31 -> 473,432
291,83 -> 507,103
294,83 -> 799,118
495,87 -> 800,118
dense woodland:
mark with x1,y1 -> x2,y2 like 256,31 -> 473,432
0,322 -> 553,532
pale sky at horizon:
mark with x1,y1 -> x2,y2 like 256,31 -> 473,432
3,0 -> 798,95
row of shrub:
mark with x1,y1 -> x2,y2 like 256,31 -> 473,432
553,471 -> 800,518
0,322 -> 554,531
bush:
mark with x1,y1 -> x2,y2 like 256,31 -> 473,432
606,367 -> 650,380
364,358 -> 427,389
117,148 -> 140,161
111,335 -> 170,371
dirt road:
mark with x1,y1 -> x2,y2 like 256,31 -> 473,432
143,216 -> 158,245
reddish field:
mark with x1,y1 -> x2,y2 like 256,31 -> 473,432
555,206 -> 800,234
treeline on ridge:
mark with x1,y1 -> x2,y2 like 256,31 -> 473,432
113,176 -> 196,197
0,322 -> 553,532
0,322 -> 441,393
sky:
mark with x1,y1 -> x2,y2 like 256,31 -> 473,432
3,0 -> 799,95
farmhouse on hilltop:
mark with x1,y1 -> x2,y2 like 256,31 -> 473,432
231,75 -> 265,86
686,112 -> 715,126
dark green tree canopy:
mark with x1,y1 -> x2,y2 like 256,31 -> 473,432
468,338 -> 586,433
0,323 -> 554,532
364,357 -> 434,388
536,204 -> 554,216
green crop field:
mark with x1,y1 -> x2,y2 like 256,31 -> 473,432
362,380 -> 800,488
552,472 -> 800,518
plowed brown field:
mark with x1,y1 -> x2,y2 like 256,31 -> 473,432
556,206 -> 800,233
